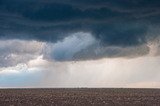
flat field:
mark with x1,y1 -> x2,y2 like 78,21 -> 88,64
0,88 -> 160,106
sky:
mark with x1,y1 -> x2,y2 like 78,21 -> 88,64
0,0 -> 160,88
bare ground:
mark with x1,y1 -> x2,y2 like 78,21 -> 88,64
0,88 -> 160,106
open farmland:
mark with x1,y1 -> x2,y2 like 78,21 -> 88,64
0,88 -> 160,106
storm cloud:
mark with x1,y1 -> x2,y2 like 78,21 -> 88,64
1,0 -> 160,88
1,0 -> 160,61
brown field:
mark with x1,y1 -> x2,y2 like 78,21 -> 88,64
0,88 -> 160,106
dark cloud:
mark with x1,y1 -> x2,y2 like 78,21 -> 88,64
0,0 -> 160,60
73,44 -> 150,61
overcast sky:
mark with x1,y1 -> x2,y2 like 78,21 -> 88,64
0,0 -> 160,88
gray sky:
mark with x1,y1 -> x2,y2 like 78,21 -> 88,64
0,0 -> 160,88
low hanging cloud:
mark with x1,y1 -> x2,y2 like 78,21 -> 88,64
0,40 -> 45,67
43,32 -> 151,61
0,33 -> 158,65
44,32 -> 97,61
